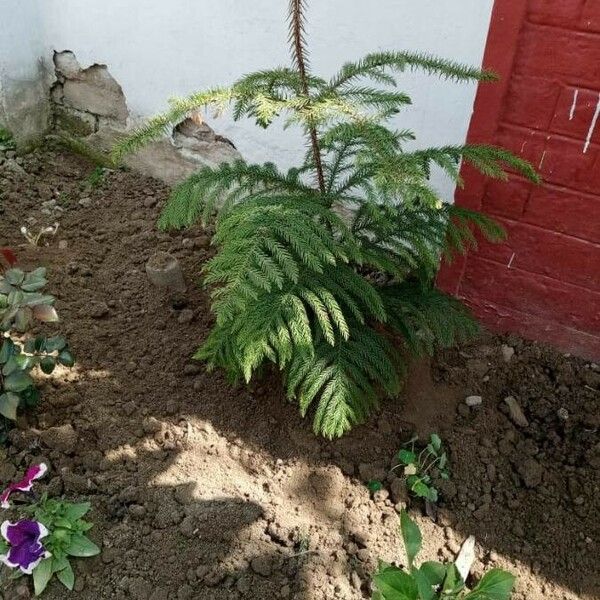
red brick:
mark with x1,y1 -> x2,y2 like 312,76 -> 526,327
581,0 -> 600,32
537,136 -> 599,192
481,178 -> 532,219
523,186 -> 600,241
503,76 -> 561,129
495,126 -> 546,170
528,0 -> 585,27
459,257 -> 600,334
515,25 -> 600,87
474,219 -> 600,291
550,87 -> 600,144
465,297 -> 600,360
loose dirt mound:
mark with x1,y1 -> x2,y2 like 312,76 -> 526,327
0,148 -> 597,600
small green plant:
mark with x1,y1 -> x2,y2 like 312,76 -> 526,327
0,463 -> 100,596
372,510 -> 515,599
114,1 -> 538,438
394,434 -> 449,503
0,127 -> 16,151
84,166 -> 107,189
0,254 -> 74,442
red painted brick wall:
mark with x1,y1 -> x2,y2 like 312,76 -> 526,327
439,0 -> 600,359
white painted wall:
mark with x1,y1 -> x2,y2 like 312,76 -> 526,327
0,0 -> 48,141
2,0 -> 494,198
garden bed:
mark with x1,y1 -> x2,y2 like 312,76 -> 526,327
0,147 -> 597,600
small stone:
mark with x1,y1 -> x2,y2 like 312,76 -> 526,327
143,197 -> 157,208
40,424 -> 77,453
389,477 -> 409,504
501,344 -> 515,362
557,407 -> 569,421
516,458 -> 543,488
183,363 -> 201,376
177,309 -> 194,324
142,416 -> 162,434
373,488 -> 389,503
251,556 -> 272,577
78,197 -> 92,207
465,395 -> 482,407
58,239 -> 68,249
89,301 -> 110,319
128,504 -> 146,519
503,396 -> 529,427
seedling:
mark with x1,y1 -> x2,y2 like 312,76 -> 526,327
394,434 -> 449,503
83,166 -> 107,189
20,224 -> 59,247
371,510 -> 515,599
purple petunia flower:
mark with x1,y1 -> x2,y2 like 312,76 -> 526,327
0,520 -> 51,574
0,463 -> 47,509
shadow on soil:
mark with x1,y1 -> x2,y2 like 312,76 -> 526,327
1,151 -> 597,599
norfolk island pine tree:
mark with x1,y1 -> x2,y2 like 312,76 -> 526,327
113,1 -> 539,439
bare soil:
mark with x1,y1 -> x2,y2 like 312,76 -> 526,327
0,147 -> 598,600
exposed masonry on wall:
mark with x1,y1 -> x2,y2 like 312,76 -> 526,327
50,50 -> 240,185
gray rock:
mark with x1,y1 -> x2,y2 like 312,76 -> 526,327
465,395 -> 483,407
503,396 -> 529,427
516,458 -> 543,488
501,344 -> 515,362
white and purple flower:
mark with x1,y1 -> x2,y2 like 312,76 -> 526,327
0,520 -> 51,574
0,463 -> 47,509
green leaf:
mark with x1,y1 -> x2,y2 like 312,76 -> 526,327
374,567 -> 419,600
44,336 -> 67,352
427,487 -> 438,503
465,569 -> 516,600
429,433 -> 442,453
5,268 -> 25,286
419,562 -> 446,586
409,478 -> 431,499
400,510 -> 422,568
64,502 -> 91,521
412,568 -> 435,600
0,338 -> 14,363
56,562 -> 75,591
4,370 -> 34,392
0,392 -> 20,420
40,356 -> 56,374
398,449 -> 417,465
33,558 -> 53,596
65,533 -> 100,557
442,564 -> 465,596
57,349 -> 75,368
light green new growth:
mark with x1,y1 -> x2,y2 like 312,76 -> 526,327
113,1 -> 538,438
